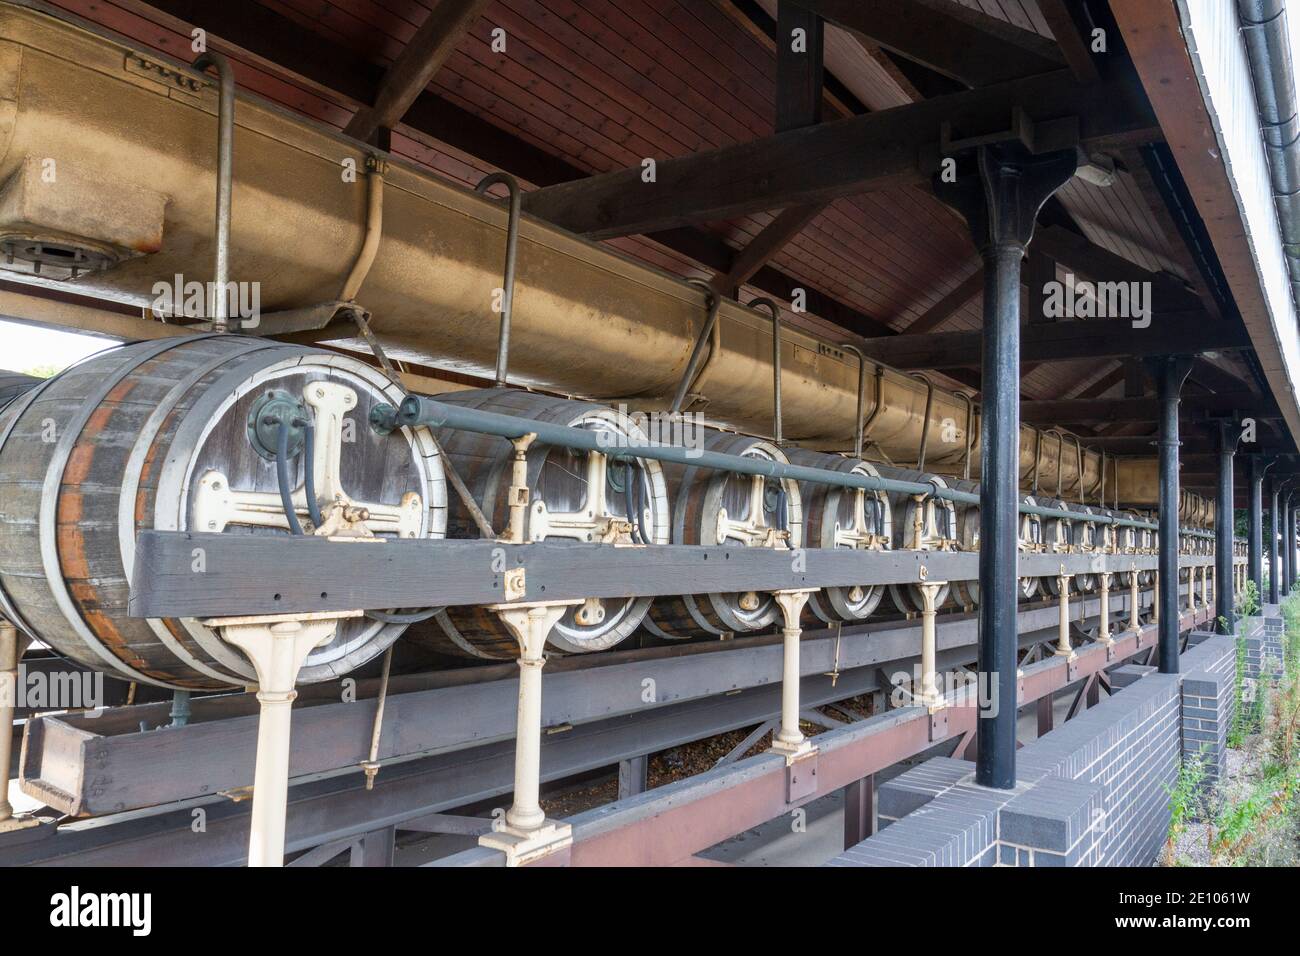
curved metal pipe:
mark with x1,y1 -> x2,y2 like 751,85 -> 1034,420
956,391 -> 975,481
474,172 -> 522,386
340,157 -> 385,303
191,51 -> 235,332
840,344 -> 868,459
910,372 -> 935,472
1031,427 -> 1044,493
670,280 -> 721,414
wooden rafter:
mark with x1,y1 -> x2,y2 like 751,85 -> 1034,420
521,69 -> 1158,239
788,0 -> 1064,87
343,0 -> 492,144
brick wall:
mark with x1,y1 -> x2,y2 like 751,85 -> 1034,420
828,631 -> 1243,868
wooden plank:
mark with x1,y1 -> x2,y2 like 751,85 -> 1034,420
860,315 -> 1249,369
775,1 -> 826,129
789,0 -> 1064,86
128,531 -> 1181,619
1035,0 -> 1102,84
710,3 -> 827,293
521,69 -> 1159,238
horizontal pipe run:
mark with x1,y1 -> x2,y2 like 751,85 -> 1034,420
384,396 -> 1206,534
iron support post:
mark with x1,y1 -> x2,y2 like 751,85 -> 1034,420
1269,479 -> 1281,604
1152,356 -> 1192,673
935,143 -> 1076,789
1248,455 -> 1268,596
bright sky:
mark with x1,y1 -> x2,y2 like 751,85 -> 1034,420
0,319 -> 114,375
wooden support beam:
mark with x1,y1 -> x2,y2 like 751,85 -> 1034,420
1020,392 -> 1272,426
342,0 -> 492,144
712,2 -> 826,294
776,1 -> 826,130
1036,0 -> 1102,84
521,69 -> 1158,239
1032,225 -> 1202,311
894,267 -> 983,335
788,0 -> 1064,87
860,315 -> 1248,370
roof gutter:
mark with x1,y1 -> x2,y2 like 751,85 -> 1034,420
1238,0 -> 1300,309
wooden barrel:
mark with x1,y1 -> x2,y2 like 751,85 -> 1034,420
1039,498 -> 1076,597
0,335 -> 447,690
785,448 -> 891,625
645,431 -> 803,638
0,372 -> 40,408
874,465 -> 957,613
403,389 -> 670,660
950,489 -> 1047,607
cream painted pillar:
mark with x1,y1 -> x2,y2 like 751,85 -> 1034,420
770,589 -> 819,758
478,599 -> 582,866
916,581 -> 947,711
1055,570 -> 1074,659
0,620 -> 33,831
213,612 -> 351,867
1097,573 -> 1113,647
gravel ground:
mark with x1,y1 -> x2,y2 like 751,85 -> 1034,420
540,700 -> 877,819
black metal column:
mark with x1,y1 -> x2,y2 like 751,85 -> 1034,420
1153,356 -> 1191,673
936,144 -> 1075,790
1216,422 -> 1237,634
1284,490 -> 1294,597
1248,456 -> 1265,597
1284,496 -> 1294,595
1269,479 -> 1280,604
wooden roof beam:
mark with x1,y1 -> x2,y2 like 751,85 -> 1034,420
788,0 -> 1064,87
860,315 -> 1248,370
521,69 -> 1158,239
713,2 -> 826,294
1021,392 -> 1275,426
343,0 -> 492,144
1036,0 -> 1102,84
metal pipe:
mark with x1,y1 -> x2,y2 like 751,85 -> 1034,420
474,172 -> 522,387
192,51 -> 235,332
385,395 -> 1174,530
1072,434 -> 1086,503
1238,0 -> 1300,307
669,281 -> 721,414
840,344 -> 868,459
340,158 -> 385,303
1030,427 -> 1044,493
748,298 -> 783,445
911,373 -> 935,471
957,391 -> 975,481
